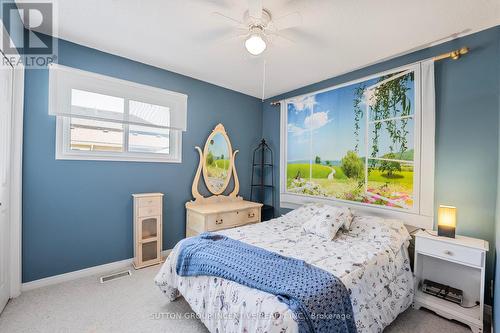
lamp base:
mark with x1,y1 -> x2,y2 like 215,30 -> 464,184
438,225 -> 456,238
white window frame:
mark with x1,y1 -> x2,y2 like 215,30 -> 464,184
279,63 -> 434,229
56,117 -> 182,163
53,67 -> 184,163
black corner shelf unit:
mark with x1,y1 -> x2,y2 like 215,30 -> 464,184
250,139 -> 275,221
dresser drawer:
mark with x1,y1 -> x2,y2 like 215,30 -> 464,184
416,236 -> 483,267
137,205 -> 161,218
136,197 -> 162,208
206,208 -> 260,231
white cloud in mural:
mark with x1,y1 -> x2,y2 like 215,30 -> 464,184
287,123 -> 306,136
289,95 -> 317,112
288,111 -> 330,136
304,111 -> 329,130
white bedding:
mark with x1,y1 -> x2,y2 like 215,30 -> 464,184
155,208 -> 414,333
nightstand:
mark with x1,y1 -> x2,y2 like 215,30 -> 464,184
413,230 -> 489,333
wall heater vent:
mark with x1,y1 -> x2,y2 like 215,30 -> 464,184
100,270 -> 132,283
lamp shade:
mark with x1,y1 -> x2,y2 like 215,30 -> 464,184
245,34 -> 266,56
437,205 -> 456,238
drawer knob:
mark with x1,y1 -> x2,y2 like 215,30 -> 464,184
248,212 -> 255,218
216,219 -> 223,225
444,250 -> 453,256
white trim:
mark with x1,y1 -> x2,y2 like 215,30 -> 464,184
368,157 -> 414,164
21,249 -> 172,292
1,21 -> 24,299
279,62 -> 434,230
9,62 -> 23,298
368,114 -> 413,124
366,69 -> 413,91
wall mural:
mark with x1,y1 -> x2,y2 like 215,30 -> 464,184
285,67 -> 417,210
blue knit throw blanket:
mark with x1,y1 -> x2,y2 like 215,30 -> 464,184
176,233 -> 357,333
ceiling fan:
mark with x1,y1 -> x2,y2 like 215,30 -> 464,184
212,0 -> 303,55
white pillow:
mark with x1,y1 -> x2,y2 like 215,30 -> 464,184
302,206 -> 353,239
340,207 -> 354,230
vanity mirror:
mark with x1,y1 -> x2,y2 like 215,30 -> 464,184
190,123 -> 240,201
203,127 -> 233,195
186,123 -> 262,237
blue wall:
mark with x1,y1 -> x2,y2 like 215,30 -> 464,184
22,36 -> 263,282
262,26 -> 500,305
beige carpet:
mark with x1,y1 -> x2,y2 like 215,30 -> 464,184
0,264 -> 475,333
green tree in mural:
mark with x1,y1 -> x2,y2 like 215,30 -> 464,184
341,151 -> 364,179
379,153 -> 401,177
206,151 -> 214,166
353,72 -> 414,171
353,84 -> 366,153
315,156 -> 321,164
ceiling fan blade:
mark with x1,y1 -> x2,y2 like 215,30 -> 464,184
268,31 -> 296,47
273,12 -> 302,30
212,12 -> 244,26
248,0 -> 263,19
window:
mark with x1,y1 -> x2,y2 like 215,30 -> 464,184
280,62 -> 435,225
50,64 -> 187,163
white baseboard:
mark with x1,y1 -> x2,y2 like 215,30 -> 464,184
21,249 -> 172,293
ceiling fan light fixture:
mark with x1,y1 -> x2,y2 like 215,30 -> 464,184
245,30 -> 266,56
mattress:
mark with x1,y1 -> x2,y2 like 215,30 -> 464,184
155,208 -> 414,333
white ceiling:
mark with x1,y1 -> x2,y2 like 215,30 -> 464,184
30,0 -> 500,98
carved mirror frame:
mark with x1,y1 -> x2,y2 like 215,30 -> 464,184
190,123 -> 240,203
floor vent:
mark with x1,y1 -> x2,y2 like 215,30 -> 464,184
100,270 -> 132,283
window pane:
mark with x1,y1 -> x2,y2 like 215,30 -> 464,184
129,100 -> 170,127
71,89 -> 124,114
286,100 -> 312,192
368,118 -> 414,161
367,71 -> 415,121
366,159 -> 414,209
70,118 -> 123,152
128,125 -> 170,154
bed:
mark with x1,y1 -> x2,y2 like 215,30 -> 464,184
155,206 -> 414,333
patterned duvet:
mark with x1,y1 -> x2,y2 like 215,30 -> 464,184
155,208 -> 414,333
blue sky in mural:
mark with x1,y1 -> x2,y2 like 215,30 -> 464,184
287,75 -> 415,162
208,133 -> 229,159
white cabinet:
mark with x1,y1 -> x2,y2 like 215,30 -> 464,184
413,230 -> 488,333
132,193 -> 163,269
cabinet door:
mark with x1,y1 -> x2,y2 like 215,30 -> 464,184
137,216 -> 161,266
139,217 -> 159,240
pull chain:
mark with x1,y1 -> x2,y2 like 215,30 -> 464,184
262,59 -> 266,101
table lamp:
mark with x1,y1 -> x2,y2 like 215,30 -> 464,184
437,205 -> 456,238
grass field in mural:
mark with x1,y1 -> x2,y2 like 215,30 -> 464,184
286,68 -> 416,209
206,159 -> 230,178
286,161 -> 414,208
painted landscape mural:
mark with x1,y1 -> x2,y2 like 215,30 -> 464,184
286,69 -> 416,209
